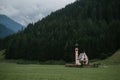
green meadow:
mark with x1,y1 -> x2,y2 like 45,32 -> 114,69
0,63 -> 120,80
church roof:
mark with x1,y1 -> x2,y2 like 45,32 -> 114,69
78,52 -> 88,60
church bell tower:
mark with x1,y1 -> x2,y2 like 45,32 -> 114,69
75,43 -> 80,65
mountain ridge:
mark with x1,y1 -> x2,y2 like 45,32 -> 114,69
0,14 -> 24,32
0,24 -> 14,38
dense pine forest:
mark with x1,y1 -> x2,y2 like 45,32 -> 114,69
0,0 -> 120,62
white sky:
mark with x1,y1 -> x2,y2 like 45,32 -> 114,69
0,0 -> 75,26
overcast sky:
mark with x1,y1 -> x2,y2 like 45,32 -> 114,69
0,0 -> 75,26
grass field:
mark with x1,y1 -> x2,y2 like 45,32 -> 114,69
0,63 -> 120,80
0,50 -> 120,80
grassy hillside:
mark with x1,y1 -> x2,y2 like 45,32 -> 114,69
0,50 -> 5,61
95,49 -> 120,65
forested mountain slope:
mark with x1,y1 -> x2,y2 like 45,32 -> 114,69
2,0 -> 120,62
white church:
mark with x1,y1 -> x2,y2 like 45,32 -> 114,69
75,43 -> 89,65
